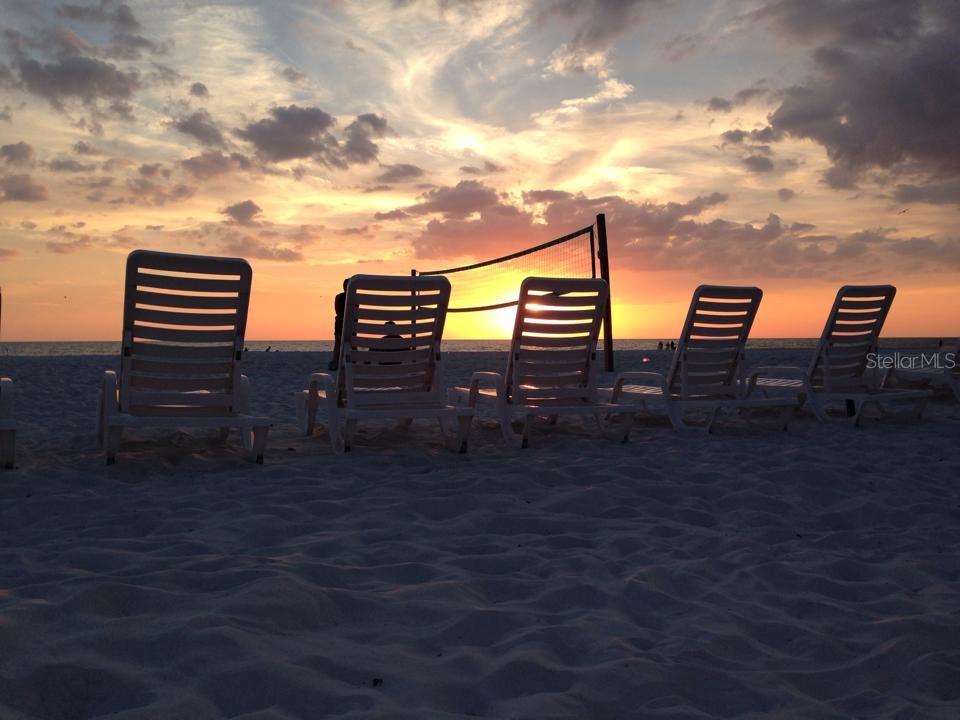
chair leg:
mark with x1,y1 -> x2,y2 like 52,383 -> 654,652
105,425 -> 123,465
497,400 -> 514,444
520,414 -> 534,448
0,429 -> 14,470
295,390 -> 316,436
456,415 -> 472,453
249,425 -> 268,464
343,419 -> 357,452
617,413 -> 632,442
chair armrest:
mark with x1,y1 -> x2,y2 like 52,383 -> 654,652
309,372 -> 337,398
467,371 -> 505,407
0,377 -> 13,417
610,371 -> 668,402
745,365 -> 806,394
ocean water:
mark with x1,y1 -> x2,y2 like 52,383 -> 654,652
0,338 -> 951,356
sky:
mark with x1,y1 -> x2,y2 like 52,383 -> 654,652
0,0 -> 958,341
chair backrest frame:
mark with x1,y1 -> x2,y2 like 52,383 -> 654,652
119,249 -> 252,417
666,285 -> 763,400
338,274 -> 451,409
504,277 -> 608,406
807,285 -> 896,391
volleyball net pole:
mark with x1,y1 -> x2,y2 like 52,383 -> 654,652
413,212 -> 614,371
596,213 -> 614,372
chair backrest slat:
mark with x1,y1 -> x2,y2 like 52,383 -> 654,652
808,285 -> 895,390
119,250 -> 252,417
340,275 -> 450,408
506,277 -> 608,405
667,285 -> 762,399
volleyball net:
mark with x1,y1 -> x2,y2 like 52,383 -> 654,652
413,213 -> 614,370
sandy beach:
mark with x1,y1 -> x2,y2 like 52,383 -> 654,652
2,349 -> 960,719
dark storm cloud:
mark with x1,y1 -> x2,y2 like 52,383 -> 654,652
189,81 -> 208,97
892,179 -> 960,207
0,141 -> 35,166
16,56 -> 140,109
237,105 -> 337,163
752,0 -> 923,47
376,163 -> 425,183
777,187 -> 796,201
751,0 -> 960,189
220,199 -> 262,225
0,174 -> 48,202
171,109 -> 224,147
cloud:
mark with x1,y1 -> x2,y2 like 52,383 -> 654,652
279,67 -> 306,83
342,113 -> 392,165
753,1 -> 960,188
47,236 -> 94,254
49,158 -> 96,172
0,141 -> 35,166
743,155 -> 774,173
16,56 -> 140,109
221,199 -> 262,225
73,140 -> 102,155
0,174 -> 48,202
237,104 -> 337,163
377,163 -> 425,183
893,178 -> 960,206
180,150 -> 251,179
460,162 -> 506,175
189,81 -> 208,97
373,208 -> 409,221
707,85 -> 769,113
217,231 -> 304,261
0,248 -> 17,259
57,1 -> 141,31
541,0 -> 662,76
171,109 -> 224,147
403,180 -> 500,218
120,177 -> 194,205
777,187 -> 796,201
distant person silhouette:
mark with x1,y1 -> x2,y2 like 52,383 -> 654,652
329,279 -> 349,371
670,340 -> 676,351
658,341 -> 664,351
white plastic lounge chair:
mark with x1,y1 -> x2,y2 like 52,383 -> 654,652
749,285 -> 931,424
882,340 -> 960,402
98,250 -> 270,465
449,277 -> 633,447
296,274 -> 473,453
603,286 -> 799,432
0,376 -> 13,469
